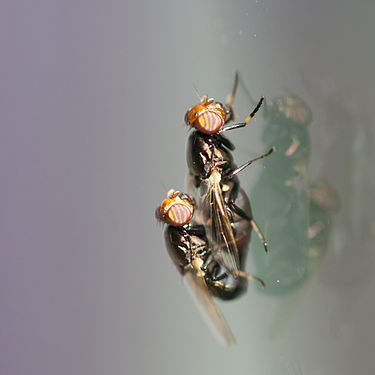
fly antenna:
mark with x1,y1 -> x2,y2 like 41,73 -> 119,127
193,84 -> 202,100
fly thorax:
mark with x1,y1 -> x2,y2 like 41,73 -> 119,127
210,169 -> 222,184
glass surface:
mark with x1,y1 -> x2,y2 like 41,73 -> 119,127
2,1 -> 375,374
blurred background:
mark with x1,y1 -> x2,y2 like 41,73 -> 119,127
1,1 -> 375,374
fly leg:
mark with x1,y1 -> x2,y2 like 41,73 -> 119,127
187,224 -> 206,238
208,262 -> 228,283
234,270 -> 265,288
220,148 -> 274,182
228,147 -> 274,178
220,96 -> 264,133
228,200 -> 269,254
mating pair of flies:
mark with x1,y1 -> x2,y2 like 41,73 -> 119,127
156,73 -> 274,345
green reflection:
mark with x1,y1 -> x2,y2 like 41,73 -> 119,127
241,83 -> 340,296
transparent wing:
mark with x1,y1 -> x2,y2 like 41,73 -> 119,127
200,170 -> 241,272
183,270 -> 235,346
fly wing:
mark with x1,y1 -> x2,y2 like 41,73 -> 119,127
183,270 -> 235,346
200,170 -> 241,272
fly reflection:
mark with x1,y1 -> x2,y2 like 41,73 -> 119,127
243,86 -> 341,295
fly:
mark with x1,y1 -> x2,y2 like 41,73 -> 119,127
156,190 -> 264,345
185,72 -> 273,274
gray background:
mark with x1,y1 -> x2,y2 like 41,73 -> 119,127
2,1 -> 375,374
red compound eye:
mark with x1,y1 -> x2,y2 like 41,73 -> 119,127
195,110 -> 223,134
166,203 -> 193,226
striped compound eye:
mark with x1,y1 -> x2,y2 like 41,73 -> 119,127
156,191 -> 195,226
195,110 -> 224,134
166,202 -> 193,226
